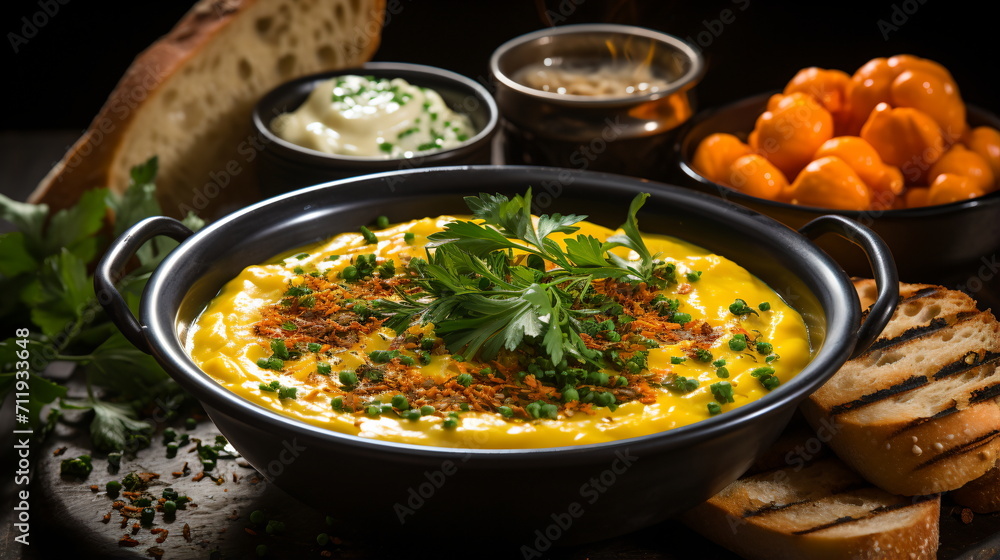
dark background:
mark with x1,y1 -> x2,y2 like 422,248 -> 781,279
0,0 -> 995,134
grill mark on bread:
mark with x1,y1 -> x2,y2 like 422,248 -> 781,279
740,482 -> 872,518
863,311 -> 978,355
829,375 -> 928,415
970,382 -> 1000,404
890,403 -> 959,437
914,430 -> 1000,471
900,287 -> 941,303
790,495 -> 938,535
934,350 -> 1000,380
829,350 -> 999,415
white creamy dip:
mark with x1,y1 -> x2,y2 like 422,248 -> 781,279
270,75 -> 476,158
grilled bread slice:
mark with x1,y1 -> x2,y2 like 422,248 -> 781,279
29,0 -> 385,220
683,420 -> 941,560
952,461 -> 1000,513
801,281 -> 1000,496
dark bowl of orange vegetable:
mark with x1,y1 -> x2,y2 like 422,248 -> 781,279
672,55 -> 1000,284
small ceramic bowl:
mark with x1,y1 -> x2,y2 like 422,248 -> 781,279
490,24 -> 703,182
674,92 -> 1000,284
252,62 -> 499,197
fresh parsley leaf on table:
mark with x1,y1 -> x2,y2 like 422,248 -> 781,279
0,156 -> 202,452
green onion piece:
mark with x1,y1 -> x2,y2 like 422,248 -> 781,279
716,366 -> 730,378
562,387 -> 580,402
672,312 -> 692,324
420,405 -> 435,416
376,215 -> 390,229
339,370 -> 358,387
758,302 -> 771,311
442,417 -> 458,428
317,362 -> 332,375
710,381 -> 735,404
671,356 -> 686,364
403,409 -> 421,421
162,488 -> 179,501
756,341 -> 774,355
707,401 -> 722,416
403,232 -> 415,244
594,392 -> 616,407
761,375 -> 781,390
360,226 -> 379,244
163,500 -> 177,515
366,405 -> 381,416
712,358 -> 727,367
398,355 -> 415,366
369,349 -> 399,364
307,342 -> 322,352
497,406 -> 514,418
331,397 -> 344,411
270,339 -> 289,359
456,373 -> 473,387
540,403 -> 559,419
729,334 -> 747,352
341,265 -> 358,280
525,402 -> 542,418
729,299 -> 758,316
140,507 -> 155,525
391,394 -> 410,410
750,367 -> 775,378
278,386 -> 297,400
695,348 -> 713,362
686,270 -> 702,282
105,480 -> 122,493
256,544 -> 268,557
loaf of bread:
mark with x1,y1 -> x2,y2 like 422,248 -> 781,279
801,280 -> 1000,496
29,0 -> 386,220
683,420 -> 940,560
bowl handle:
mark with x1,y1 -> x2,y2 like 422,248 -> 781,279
95,217 -> 193,354
798,215 -> 899,359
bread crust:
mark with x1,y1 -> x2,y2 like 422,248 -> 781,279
29,0 -> 386,218
952,460 -> 1000,513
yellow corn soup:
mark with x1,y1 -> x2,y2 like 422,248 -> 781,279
186,216 -> 811,449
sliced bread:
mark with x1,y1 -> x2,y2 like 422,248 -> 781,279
29,0 -> 386,220
952,460 -> 1000,513
683,420 -> 941,560
801,280 -> 1000,496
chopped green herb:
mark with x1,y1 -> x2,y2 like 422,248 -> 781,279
376,215 -> 390,229
339,370 -> 358,387
360,226 -> 379,245
317,362 -> 332,375
707,401 -> 722,416
756,341 -> 774,355
729,299 -> 758,316
758,302 -> 771,311
403,231 -> 415,244
710,381 -> 735,404
671,356 -> 687,365
729,334 -> 747,352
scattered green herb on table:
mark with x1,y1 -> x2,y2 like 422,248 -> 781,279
0,156 -> 203,451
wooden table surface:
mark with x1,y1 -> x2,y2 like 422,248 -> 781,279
2,131 -> 999,560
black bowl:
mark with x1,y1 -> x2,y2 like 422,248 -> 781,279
673,92 -> 1000,284
252,62 -> 499,197
96,166 -> 897,548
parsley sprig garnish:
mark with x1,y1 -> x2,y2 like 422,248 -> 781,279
375,189 -> 665,365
